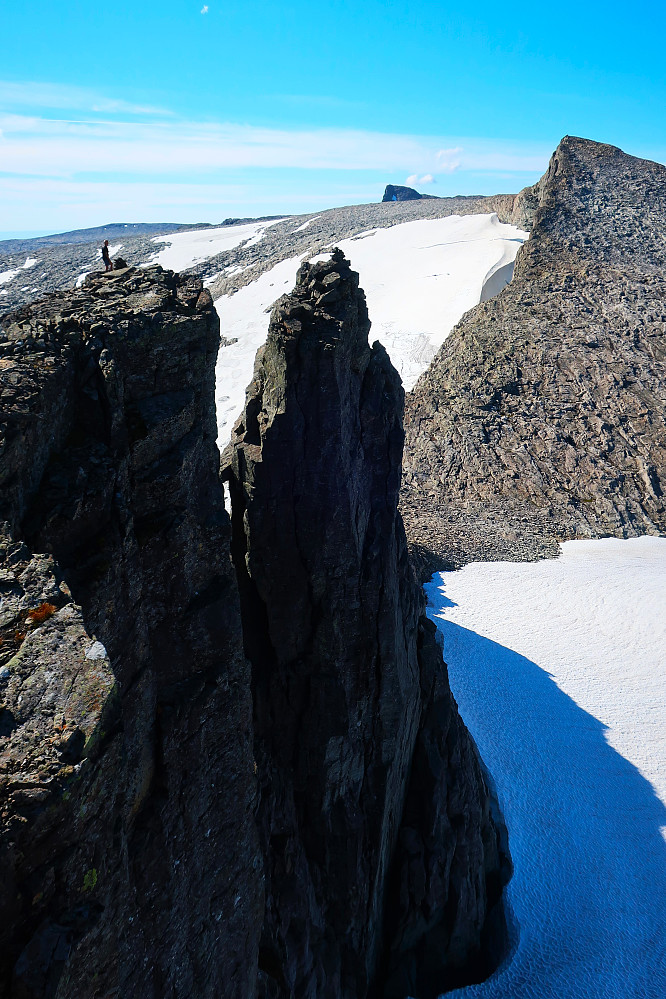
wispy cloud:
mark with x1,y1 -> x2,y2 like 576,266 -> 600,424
200,5 -> 209,13
0,80 -> 172,118
436,147 -> 464,173
0,111 -> 550,178
0,83 -> 555,229
407,173 -> 435,185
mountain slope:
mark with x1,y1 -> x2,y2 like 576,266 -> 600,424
403,136 -> 666,568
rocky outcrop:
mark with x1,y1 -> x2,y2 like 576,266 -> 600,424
224,250 -> 509,998
403,137 -> 666,568
1,255 -> 511,999
0,267 -> 260,998
382,184 -> 429,202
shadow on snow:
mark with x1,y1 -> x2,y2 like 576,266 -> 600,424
431,616 -> 666,999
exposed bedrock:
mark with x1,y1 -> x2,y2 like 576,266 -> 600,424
0,267 -> 260,998
403,136 -> 666,568
382,184 -> 429,202
223,250 -> 509,999
1,256 -> 510,999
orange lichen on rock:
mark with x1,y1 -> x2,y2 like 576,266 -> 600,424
27,603 -> 58,625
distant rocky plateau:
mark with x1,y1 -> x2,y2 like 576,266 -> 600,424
0,135 -> 665,998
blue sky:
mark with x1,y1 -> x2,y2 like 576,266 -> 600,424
1,0 -> 665,234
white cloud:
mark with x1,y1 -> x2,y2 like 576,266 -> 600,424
406,173 -> 435,186
436,147 -> 464,173
201,4 -> 209,12
0,88 -> 557,229
0,81 -> 171,117
0,113 -> 551,179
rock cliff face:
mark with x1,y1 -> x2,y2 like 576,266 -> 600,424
224,251 -> 509,999
403,137 -> 666,568
0,267 -> 261,998
1,258 -> 509,998
382,185 -> 430,202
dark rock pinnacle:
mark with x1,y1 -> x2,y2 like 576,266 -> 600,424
224,250 -> 510,998
1,258 -> 511,998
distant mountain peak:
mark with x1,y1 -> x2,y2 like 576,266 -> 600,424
382,183 -> 440,202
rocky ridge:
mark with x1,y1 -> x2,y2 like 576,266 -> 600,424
1,191 -> 536,319
382,185 -> 438,202
1,260 -> 509,997
403,137 -> 666,569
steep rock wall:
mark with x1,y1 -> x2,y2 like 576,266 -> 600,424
1,257 -> 511,999
403,136 -> 666,567
224,251 -> 509,999
0,267 -> 261,998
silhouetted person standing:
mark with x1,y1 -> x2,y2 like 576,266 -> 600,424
102,240 -> 113,272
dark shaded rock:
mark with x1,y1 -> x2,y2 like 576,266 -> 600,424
1,255 -> 512,999
383,184 -> 426,202
0,266 -> 261,999
403,136 -> 666,566
112,256 -> 128,269
224,249 -> 509,998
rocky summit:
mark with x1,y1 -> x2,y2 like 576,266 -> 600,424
0,259 -> 509,998
402,137 -> 666,570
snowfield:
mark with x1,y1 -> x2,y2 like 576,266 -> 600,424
214,213 -> 526,442
313,214 -> 526,388
426,537 -> 666,999
149,219 -> 283,271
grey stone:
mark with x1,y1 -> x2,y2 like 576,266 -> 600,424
402,136 -> 666,570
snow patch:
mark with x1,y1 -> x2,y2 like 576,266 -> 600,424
427,537 -> 666,999
148,220 -> 283,271
22,257 -> 38,269
85,641 -> 108,661
321,214 -> 526,390
292,215 -> 321,233
0,269 -> 19,285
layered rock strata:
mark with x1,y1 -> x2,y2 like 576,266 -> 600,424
224,250 -> 509,999
0,267 -> 260,998
403,137 -> 666,568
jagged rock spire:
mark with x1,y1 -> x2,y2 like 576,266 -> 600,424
225,250 -> 508,998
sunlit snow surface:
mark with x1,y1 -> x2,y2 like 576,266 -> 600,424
149,219 -> 282,271
426,537 -> 666,999
214,213 -> 526,442
314,214 -> 526,388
